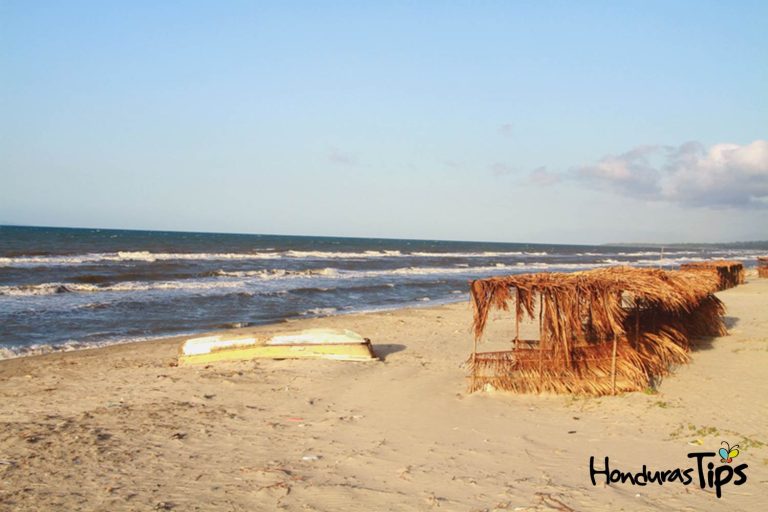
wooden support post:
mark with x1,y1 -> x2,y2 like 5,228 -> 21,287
538,293 -> 545,376
471,336 -> 478,391
611,335 -> 618,395
514,293 -> 520,350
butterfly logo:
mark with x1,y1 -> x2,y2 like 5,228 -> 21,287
718,441 -> 740,463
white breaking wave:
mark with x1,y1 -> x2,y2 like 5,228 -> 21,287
300,307 -> 339,316
634,255 -> 752,266
0,279 -> 248,297
616,251 -> 694,257
409,251 -> 548,257
0,251 -> 283,267
0,283 -> 74,296
1,255 -> 755,298
284,250 -> 403,258
0,249 -> 556,267
607,256 -> 703,265
0,263 -> 531,297
0,262 -> 618,297
357,264 -> 516,277
0,333 -> 184,361
213,268 -> 340,279
0,250 -> 405,267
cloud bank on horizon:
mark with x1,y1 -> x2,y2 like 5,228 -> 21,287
538,140 -> 768,209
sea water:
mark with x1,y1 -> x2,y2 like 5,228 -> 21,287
1,225 -> 764,359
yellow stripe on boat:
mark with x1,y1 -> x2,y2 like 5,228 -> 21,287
177,329 -> 377,365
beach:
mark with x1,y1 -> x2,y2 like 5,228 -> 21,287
1,274 -> 766,511
4,1 -> 767,509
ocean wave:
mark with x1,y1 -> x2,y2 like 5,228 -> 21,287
0,340 -> 107,360
282,249 -> 546,258
285,250 -> 403,258
0,333 -> 183,361
0,249 -> 396,267
2,255 -> 753,298
0,249 -> 556,267
634,255 -> 752,266
0,283 -> 73,296
409,251 -> 548,257
357,264 -> 515,277
0,279 -> 247,296
616,251 -> 691,257
0,263 -> 594,296
213,268 -> 340,279
300,307 -> 339,316
285,279 -> 448,297
0,251 -> 283,267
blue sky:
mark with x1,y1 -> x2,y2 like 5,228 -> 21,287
1,0 -> 766,244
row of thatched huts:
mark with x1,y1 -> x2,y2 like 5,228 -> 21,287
758,257 -> 768,278
680,260 -> 745,290
467,261 -> 750,396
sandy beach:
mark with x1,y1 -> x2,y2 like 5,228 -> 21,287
4,1 -> 767,509
1,276 -> 766,511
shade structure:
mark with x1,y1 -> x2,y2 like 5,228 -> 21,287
758,257 -> 768,278
468,266 -> 726,396
680,260 -> 745,290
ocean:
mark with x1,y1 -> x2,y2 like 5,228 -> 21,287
1,225 -> 765,359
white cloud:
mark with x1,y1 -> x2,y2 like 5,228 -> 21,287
569,140 -> 768,208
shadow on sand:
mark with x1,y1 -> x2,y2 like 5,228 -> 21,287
688,316 -> 739,352
372,343 -> 406,361
723,316 -> 740,330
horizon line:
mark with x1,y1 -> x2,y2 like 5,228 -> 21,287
2,223 -> 766,248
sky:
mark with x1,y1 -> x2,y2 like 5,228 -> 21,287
1,0 -> 766,244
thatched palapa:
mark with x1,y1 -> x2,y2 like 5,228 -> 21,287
680,260 -> 745,290
468,266 -> 725,396
758,257 -> 768,278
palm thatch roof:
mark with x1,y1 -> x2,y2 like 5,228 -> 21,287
758,256 -> 768,278
468,266 -> 725,396
680,260 -> 745,290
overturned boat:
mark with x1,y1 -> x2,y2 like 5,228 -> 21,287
178,328 -> 377,365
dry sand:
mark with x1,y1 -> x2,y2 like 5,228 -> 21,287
1,277 -> 766,511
